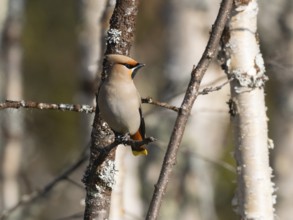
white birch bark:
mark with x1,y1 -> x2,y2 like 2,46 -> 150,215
222,0 -> 275,219
0,0 -> 24,212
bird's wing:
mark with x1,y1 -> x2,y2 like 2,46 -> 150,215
138,107 -> 146,139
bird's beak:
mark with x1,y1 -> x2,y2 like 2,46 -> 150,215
132,63 -> 145,79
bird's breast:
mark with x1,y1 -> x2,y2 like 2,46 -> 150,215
98,80 -> 141,135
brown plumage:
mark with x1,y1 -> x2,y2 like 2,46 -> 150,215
98,54 -> 147,156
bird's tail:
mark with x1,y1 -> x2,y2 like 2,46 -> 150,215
130,131 -> 148,156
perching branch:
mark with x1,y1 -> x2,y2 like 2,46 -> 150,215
145,0 -> 233,219
0,99 -> 178,113
0,151 -> 88,220
115,135 -> 156,148
0,100 -> 95,113
0,78 -> 231,114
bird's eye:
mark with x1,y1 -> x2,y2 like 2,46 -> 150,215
124,64 -> 133,69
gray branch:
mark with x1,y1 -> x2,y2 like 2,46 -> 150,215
145,0 -> 233,219
0,100 -> 95,113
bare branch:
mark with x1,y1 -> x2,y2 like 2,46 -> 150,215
145,0 -> 233,219
198,77 -> 233,95
64,177 -> 85,189
0,98 -> 179,113
155,140 -> 235,173
142,97 -> 179,112
0,100 -> 95,113
0,152 -> 88,220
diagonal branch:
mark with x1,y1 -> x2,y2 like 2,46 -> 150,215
0,151 -> 88,220
145,0 -> 233,219
198,77 -> 233,95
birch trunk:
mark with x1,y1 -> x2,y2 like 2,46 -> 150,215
0,0 -> 24,214
221,0 -> 275,219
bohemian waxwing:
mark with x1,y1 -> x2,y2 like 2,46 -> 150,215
98,54 -> 147,156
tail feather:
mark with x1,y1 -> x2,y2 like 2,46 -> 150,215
130,131 -> 148,156
130,107 -> 147,156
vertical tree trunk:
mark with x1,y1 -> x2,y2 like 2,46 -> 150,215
0,0 -> 24,214
221,0 -> 275,219
82,1 -> 141,219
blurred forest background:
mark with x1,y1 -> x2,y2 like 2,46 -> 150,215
0,0 -> 292,219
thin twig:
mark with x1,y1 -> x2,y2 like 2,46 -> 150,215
198,77 -> 233,95
0,100 -> 95,113
142,97 -> 180,112
0,98 -> 180,114
155,141 -> 235,173
145,0 -> 233,219
0,152 -> 88,220
64,177 -> 85,189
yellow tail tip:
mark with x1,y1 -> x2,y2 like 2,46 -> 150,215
132,149 -> 148,156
